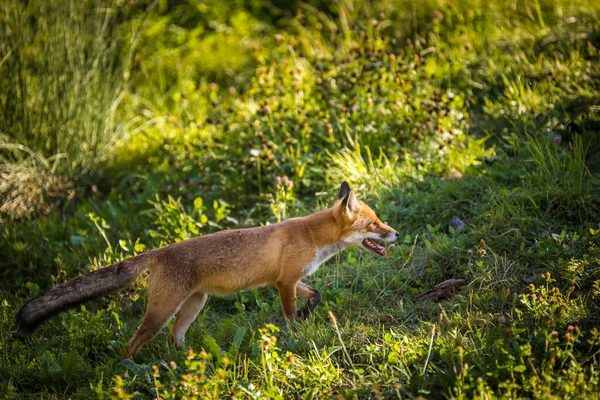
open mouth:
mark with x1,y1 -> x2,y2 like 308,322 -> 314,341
362,238 -> 387,257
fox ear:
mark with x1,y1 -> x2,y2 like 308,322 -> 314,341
340,189 -> 359,218
338,181 -> 352,199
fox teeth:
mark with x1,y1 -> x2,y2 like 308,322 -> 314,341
362,238 -> 386,256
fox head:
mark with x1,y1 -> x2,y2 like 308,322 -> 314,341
335,181 -> 399,256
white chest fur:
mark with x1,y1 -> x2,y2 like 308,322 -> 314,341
302,242 -> 347,277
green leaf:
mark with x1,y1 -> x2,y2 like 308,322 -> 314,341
202,334 -> 223,361
514,365 -> 526,373
120,360 -> 153,384
193,197 -> 204,210
134,242 -> 146,252
233,326 -> 247,347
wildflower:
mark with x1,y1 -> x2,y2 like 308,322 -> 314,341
228,87 -> 236,94
565,332 -> 573,343
275,176 -> 282,186
275,34 -> 283,42
467,249 -> 473,256
209,82 -> 218,90
480,249 -> 487,255
169,361 -> 177,370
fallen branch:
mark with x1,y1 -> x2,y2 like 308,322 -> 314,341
415,279 -> 466,301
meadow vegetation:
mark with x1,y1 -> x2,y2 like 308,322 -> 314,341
1,0 -> 599,398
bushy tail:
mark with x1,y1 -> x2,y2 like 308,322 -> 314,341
15,253 -> 150,336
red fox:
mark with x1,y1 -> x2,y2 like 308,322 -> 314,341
16,182 -> 398,359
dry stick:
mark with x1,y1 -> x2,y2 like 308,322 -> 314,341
527,357 -> 541,383
422,324 -> 436,375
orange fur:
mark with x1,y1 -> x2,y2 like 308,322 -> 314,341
16,182 -> 398,359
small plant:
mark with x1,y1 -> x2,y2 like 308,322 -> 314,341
148,195 -> 230,244
269,176 -> 295,222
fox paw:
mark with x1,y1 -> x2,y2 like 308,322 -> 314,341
167,332 -> 186,349
296,307 -> 311,320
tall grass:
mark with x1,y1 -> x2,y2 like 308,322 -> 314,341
525,133 -> 591,196
0,0 -> 132,217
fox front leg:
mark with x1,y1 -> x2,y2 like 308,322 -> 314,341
295,281 -> 321,319
276,281 -> 298,322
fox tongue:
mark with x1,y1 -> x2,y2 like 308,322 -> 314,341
364,238 -> 386,256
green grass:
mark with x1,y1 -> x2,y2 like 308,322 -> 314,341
1,0 -> 600,398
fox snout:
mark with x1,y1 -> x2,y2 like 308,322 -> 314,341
381,229 -> 400,242
382,230 -> 399,241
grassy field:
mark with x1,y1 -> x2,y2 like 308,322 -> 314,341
1,0 -> 600,398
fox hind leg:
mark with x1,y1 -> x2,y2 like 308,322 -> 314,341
123,285 -> 187,359
168,291 -> 208,348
